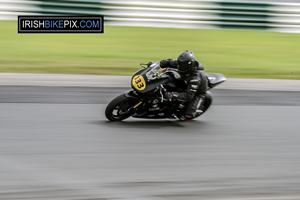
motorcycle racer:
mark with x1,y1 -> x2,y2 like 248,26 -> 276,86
149,50 -> 208,119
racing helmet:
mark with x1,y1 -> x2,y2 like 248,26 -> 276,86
177,50 -> 195,73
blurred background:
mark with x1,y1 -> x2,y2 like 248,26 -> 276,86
0,0 -> 300,79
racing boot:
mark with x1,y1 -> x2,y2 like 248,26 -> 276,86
184,94 -> 204,120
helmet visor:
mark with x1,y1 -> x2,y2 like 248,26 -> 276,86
179,61 -> 193,71
179,63 -> 189,71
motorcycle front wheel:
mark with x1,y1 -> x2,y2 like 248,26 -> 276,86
105,94 -> 137,121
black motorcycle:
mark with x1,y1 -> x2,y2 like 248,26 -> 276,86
105,62 -> 226,121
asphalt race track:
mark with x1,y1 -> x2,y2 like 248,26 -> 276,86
1,86 -> 300,200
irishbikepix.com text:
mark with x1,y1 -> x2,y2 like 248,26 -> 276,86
18,16 -> 104,33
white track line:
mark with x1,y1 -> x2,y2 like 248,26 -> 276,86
0,73 -> 300,91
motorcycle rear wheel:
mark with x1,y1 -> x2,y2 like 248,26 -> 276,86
105,94 -> 137,121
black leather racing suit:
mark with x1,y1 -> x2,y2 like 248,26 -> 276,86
160,59 -> 207,118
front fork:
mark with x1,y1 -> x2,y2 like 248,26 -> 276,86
123,90 -> 143,113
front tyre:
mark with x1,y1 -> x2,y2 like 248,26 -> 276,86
105,94 -> 137,121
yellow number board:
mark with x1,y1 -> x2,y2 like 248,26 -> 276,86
132,75 -> 146,90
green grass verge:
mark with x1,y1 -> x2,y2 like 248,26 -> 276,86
1,20 -> 299,79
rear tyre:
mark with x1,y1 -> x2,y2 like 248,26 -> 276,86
105,94 -> 137,121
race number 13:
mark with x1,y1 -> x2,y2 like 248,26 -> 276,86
132,75 -> 146,90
